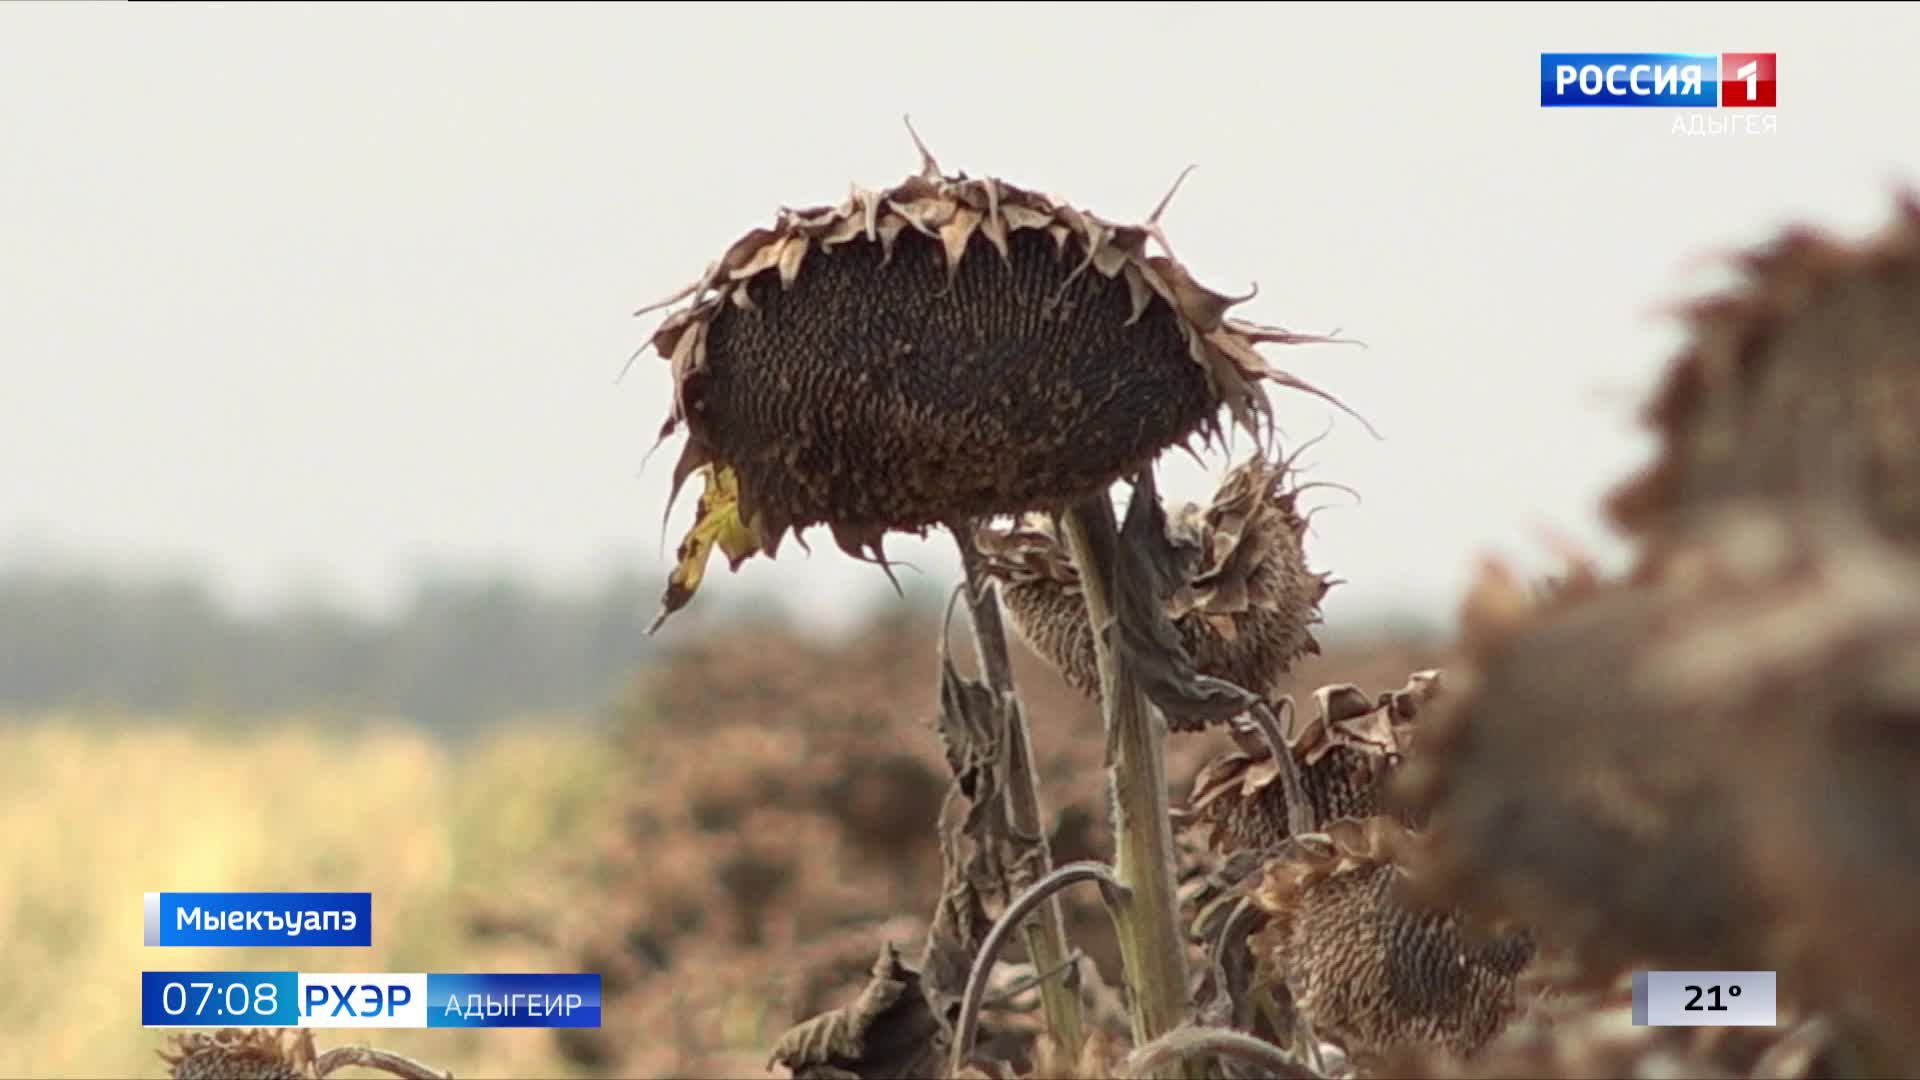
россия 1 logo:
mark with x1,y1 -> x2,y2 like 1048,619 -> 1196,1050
1719,53 -> 1776,107
1540,53 -> 1776,107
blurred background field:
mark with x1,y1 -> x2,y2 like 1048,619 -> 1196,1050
0,712 -> 614,1078
0,582 -> 1440,1079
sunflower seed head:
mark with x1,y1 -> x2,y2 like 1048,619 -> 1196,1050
1608,193 -> 1920,545
641,137 -> 1360,630
1398,499 -> 1920,1016
158,1031 -> 316,1080
1247,817 -> 1534,1068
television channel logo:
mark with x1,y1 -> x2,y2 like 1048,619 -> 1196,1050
1719,53 -> 1776,107
1540,53 -> 1776,108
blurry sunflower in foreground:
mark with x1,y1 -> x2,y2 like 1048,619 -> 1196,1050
1608,194 -> 1920,545
1395,502 -> 1920,1071
635,129 -> 1358,630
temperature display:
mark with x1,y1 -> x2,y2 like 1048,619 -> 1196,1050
1632,971 -> 1777,1027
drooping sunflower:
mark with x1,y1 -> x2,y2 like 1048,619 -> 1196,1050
636,132 -> 1355,629
1247,816 -> 1535,1069
973,452 -> 1337,730
1395,503 -> 1920,1027
1607,195 -> 1920,544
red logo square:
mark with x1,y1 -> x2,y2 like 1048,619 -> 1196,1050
1721,52 -> 1777,107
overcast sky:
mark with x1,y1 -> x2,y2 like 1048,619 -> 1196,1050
3,4 -> 1916,632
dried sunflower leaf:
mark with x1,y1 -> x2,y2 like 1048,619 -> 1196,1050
651,466 -> 762,634
768,942 -> 947,1080
1110,472 -> 1266,730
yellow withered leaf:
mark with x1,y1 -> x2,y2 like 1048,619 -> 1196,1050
651,465 -> 762,634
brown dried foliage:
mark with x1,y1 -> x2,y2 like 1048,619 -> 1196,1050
1182,671 -> 1439,854
768,942 -> 947,1080
565,615 -> 1244,1077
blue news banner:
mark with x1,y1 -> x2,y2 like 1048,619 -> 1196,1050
141,973 -> 602,1029
1540,52 -> 1719,107
142,892 -> 598,1029
146,892 -> 372,947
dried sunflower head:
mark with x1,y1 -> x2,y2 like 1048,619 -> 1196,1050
1396,501 -> 1920,1000
158,1030 -> 315,1080
639,135 -> 1355,629
1248,817 -> 1534,1069
1607,194 -> 1920,545
975,452 -> 1337,730
1182,671 -> 1438,852
1391,554 -> 1770,984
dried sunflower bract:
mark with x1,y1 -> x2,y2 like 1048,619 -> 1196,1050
640,136 -> 1354,629
1183,671 -> 1439,852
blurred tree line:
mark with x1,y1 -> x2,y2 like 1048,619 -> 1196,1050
0,566 -> 670,735
0,562 -> 1440,734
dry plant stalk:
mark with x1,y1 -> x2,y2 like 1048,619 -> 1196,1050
1060,493 -> 1194,1078
1119,1024 -> 1321,1080
956,533 -> 1087,1058
948,861 -> 1130,1078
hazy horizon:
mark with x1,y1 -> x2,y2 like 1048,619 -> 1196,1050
6,4 -> 1917,634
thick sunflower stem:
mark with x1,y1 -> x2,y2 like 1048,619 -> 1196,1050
955,533 -> 1088,1060
1061,495 -> 1194,1080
